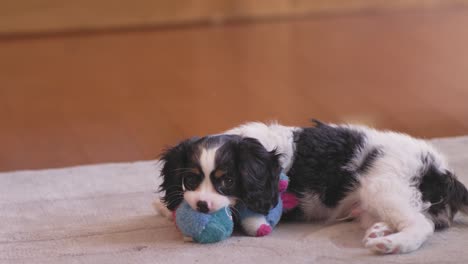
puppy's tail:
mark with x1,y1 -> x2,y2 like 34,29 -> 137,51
452,177 -> 468,215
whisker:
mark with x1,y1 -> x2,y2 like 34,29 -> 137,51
166,199 -> 184,209
163,193 -> 184,200
229,206 -> 240,219
431,197 -> 445,206
164,194 -> 184,200
162,185 -> 184,190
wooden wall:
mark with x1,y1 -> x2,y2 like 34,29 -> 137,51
1,4 -> 468,171
1,0 -> 468,35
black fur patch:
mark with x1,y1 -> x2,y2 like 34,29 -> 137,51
288,123 -> 368,209
418,155 -> 468,229
235,137 -> 281,214
158,137 -> 200,210
355,148 -> 383,174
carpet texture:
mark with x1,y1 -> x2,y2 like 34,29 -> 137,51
1,136 -> 468,263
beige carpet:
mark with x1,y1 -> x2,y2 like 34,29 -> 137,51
1,136 -> 468,263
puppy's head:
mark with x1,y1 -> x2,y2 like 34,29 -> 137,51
159,135 -> 281,214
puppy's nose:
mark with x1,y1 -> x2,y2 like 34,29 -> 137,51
196,201 -> 209,213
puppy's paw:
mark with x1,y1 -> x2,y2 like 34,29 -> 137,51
153,199 -> 174,221
363,222 -> 399,254
365,237 -> 401,254
363,222 -> 393,243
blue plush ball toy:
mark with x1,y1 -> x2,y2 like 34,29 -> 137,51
174,173 -> 292,243
175,201 -> 234,243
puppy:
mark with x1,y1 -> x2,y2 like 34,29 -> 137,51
157,121 -> 468,254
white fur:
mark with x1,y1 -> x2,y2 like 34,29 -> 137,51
199,147 -> 218,179
331,125 -> 448,253
225,122 -> 300,171
349,126 -> 446,253
330,191 -> 362,222
184,147 -> 231,213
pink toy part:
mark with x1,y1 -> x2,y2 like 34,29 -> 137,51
281,192 -> 299,211
278,179 -> 289,193
256,224 -> 272,237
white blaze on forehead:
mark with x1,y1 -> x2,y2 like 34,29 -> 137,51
199,147 -> 218,179
184,146 -> 232,212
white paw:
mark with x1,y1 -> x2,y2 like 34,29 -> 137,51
363,222 -> 393,243
153,199 -> 174,221
365,237 -> 401,254
363,222 -> 399,254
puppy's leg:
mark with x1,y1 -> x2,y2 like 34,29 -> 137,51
359,211 -> 378,230
359,176 -> 434,254
153,199 -> 174,221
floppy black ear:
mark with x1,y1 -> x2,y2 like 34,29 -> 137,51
237,137 -> 281,214
158,137 -> 198,211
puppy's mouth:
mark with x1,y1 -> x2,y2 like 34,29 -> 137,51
183,191 -> 236,213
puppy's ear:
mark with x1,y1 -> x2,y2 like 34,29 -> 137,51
158,137 -> 198,211
237,137 -> 281,214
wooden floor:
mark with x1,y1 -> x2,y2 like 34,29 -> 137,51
1,8 -> 468,172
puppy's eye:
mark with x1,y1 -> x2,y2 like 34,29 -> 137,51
183,173 -> 201,190
222,177 -> 235,188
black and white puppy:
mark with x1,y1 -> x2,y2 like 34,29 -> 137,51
157,121 -> 468,254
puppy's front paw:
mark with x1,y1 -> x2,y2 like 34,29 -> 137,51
363,222 -> 399,254
153,199 -> 174,221
363,222 -> 393,243
365,237 -> 400,254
